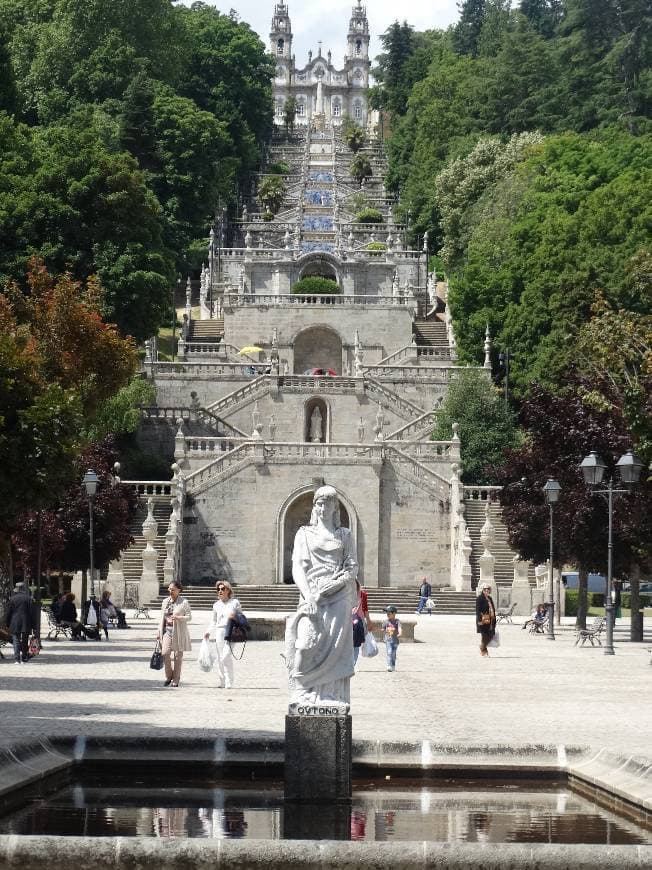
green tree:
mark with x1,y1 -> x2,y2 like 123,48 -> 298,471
495,381 -> 651,627
519,0 -> 563,39
350,153 -> 372,186
371,20 -> 418,116
342,116 -> 366,151
432,368 -> 518,483
452,0 -> 486,57
258,174 -> 286,215
447,129 -> 652,393
283,95 -> 297,132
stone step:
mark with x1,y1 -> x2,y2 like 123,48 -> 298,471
152,585 -> 477,614
188,320 -> 225,340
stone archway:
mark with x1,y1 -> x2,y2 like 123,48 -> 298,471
278,486 -> 354,584
293,325 -> 342,374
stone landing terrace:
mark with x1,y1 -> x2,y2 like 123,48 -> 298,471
0,612 -> 650,755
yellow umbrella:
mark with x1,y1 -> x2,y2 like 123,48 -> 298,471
238,345 -> 263,355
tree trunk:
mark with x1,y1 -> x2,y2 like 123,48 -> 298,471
629,564 -> 642,642
0,533 -> 14,626
576,566 -> 588,629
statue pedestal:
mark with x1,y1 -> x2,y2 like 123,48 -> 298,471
284,713 -> 351,805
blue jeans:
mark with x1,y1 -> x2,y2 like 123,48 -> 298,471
416,596 -> 429,613
385,639 -> 398,669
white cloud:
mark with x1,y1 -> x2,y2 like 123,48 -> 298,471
178,0 -> 459,64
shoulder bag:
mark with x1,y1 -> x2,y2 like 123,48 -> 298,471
150,639 -> 163,670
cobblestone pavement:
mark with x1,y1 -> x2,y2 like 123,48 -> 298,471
1,611 -> 650,757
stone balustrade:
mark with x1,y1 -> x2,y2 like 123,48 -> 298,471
123,480 -> 174,497
223,293 -> 414,307
185,436 -> 247,455
463,485 -> 503,500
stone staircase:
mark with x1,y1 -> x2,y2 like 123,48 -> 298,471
153,584 -> 476,614
188,319 -> 224,341
121,498 -> 171,584
413,319 -> 448,347
464,499 -> 535,590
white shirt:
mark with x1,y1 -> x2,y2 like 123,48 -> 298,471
206,597 -> 240,637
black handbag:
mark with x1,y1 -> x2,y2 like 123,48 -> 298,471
226,612 -> 249,660
150,639 -> 163,670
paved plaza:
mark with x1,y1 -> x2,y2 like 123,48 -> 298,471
1,612 -> 650,757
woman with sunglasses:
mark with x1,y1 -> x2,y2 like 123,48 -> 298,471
204,580 -> 241,689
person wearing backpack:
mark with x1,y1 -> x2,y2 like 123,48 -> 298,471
204,580 -> 241,689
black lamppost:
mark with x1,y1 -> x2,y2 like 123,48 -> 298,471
579,450 -> 644,655
498,348 -> 510,407
83,470 -> 99,603
542,479 -> 561,640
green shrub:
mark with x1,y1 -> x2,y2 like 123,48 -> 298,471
355,207 -> 383,224
268,160 -> 290,175
622,592 -> 652,609
262,211 -> 274,221
366,242 -> 386,251
565,590 -> 606,615
291,277 -> 340,295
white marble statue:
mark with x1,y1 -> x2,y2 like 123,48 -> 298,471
309,406 -> 323,442
285,486 -> 358,712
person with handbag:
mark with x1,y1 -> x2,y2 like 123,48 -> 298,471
157,581 -> 192,687
204,580 -> 241,689
476,583 -> 496,657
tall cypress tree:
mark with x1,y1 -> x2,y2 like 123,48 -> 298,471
519,0 -> 563,39
452,0 -> 486,57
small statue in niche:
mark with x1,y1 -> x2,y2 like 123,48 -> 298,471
309,406 -> 323,443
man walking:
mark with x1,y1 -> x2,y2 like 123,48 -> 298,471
415,577 -> 432,614
6,582 -> 33,664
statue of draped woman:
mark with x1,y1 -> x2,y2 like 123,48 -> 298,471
285,485 -> 358,712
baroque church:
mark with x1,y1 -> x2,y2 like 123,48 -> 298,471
271,1 -> 371,128
94,2 -> 543,619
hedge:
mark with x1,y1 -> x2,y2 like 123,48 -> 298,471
565,589 -> 652,615
355,208 -> 383,224
366,242 -> 386,251
291,277 -> 340,295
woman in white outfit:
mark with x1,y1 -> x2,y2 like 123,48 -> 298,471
204,580 -> 241,688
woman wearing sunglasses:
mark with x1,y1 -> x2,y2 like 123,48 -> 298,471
204,580 -> 242,689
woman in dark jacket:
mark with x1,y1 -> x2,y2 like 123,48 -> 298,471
476,583 -> 496,657
59,593 -> 89,639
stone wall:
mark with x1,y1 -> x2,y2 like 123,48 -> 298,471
181,456 -> 451,589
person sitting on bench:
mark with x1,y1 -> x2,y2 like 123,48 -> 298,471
522,603 -> 547,631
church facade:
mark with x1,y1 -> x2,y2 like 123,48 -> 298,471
270,1 -> 370,128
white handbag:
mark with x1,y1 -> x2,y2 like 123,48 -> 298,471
361,631 -> 379,658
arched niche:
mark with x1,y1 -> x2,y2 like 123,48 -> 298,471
293,325 -> 343,374
278,486 -> 354,584
304,396 -> 329,442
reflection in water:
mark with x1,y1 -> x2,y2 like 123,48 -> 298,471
1,778 -> 650,845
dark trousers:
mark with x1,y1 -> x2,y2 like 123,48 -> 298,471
12,632 -> 29,662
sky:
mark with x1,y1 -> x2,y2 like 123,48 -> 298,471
179,1 -> 460,64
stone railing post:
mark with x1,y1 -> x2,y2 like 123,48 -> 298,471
140,498 -> 159,605
105,557 -> 126,606
510,556 -> 534,617
478,501 -> 495,591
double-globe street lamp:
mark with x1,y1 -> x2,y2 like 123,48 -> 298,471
579,450 -> 645,656
543,479 -> 561,641
83,470 -> 99,603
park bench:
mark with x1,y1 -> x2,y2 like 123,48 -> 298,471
529,617 -> 548,634
496,603 -> 517,624
44,607 -> 73,641
124,583 -> 150,619
0,627 -> 10,658
575,616 -> 606,647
